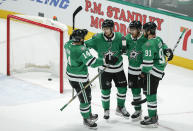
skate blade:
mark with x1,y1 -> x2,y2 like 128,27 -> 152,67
103,114 -> 110,120
103,116 -> 110,120
131,115 -> 142,121
140,123 -> 158,128
84,125 -> 98,130
89,126 -> 98,130
115,112 -> 130,119
92,117 -> 99,123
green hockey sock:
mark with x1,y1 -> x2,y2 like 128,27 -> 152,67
131,88 -> 142,111
101,89 -> 111,110
117,87 -> 127,108
80,103 -> 91,119
146,94 -> 157,117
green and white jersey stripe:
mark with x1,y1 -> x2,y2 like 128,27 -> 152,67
141,37 -> 167,78
99,60 -> 124,73
64,40 -> 104,82
85,32 -> 124,73
80,104 -> 90,113
126,33 -> 148,75
79,82 -> 89,103
128,65 -> 141,75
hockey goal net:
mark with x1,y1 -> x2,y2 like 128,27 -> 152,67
7,14 -> 69,93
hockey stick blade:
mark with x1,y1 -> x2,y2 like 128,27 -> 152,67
72,6 -> 83,30
131,98 -> 147,105
73,6 -> 83,18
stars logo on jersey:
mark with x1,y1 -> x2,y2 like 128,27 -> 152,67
129,49 -> 140,60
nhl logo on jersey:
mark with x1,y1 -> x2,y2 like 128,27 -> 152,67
146,42 -> 151,46
130,50 -> 139,60
81,46 -> 86,51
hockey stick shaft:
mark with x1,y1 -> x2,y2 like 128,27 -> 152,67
71,6 -> 83,97
172,29 -> 186,52
61,51 -> 123,111
60,66 -> 108,111
73,6 -> 82,30
131,29 -> 186,106
61,34 -> 125,111
131,98 -> 147,105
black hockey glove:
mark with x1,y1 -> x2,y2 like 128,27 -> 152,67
164,48 -> 173,61
138,72 -> 146,87
105,54 -> 118,65
121,36 -> 127,54
121,45 -> 127,54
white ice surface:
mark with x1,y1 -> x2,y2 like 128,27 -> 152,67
0,18 -> 193,131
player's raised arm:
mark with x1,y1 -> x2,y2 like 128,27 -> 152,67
84,34 -> 97,50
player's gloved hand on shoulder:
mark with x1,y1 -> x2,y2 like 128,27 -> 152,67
121,36 -> 127,54
121,46 -> 127,54
138,72 -> 146,87
164,48 -> 173,61
105,54 -> 118,65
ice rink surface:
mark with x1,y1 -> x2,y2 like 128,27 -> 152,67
0,18 -> 193,131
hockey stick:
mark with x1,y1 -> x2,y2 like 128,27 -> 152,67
72,6 -> 82,30
60,45 -> 125,111
60,53 -> 122,111
131,29 -> 186,106
60,53 -> 120,111
71,6 -> 83,98
60,35 -> 126,111
60,66 -> 108,111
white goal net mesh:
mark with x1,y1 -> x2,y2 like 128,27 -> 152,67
7,15 -> 69,93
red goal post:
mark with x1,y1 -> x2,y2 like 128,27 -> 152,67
7,14 -> 68,93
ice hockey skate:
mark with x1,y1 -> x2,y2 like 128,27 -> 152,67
143,115 -> 159,121
115,106 -> 130,119
90,113 -> 98,122
131,110 -> 142,121
103,109 -> 110,119
83,118 -> 97,129
140,116 -> 158,128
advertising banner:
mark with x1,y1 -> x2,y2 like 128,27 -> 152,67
0,0 -> 193,68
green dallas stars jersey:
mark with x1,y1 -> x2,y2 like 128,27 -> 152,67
85,32 -> 124,73
64,40 -> 104,82
126,33 -> 148,75
141,36 -> 168,79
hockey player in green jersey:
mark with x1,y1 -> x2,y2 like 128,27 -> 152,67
85,19 -> 130,120
125,21 -> 148,121
139,22 -> 173,128
64,29 -> 118,129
